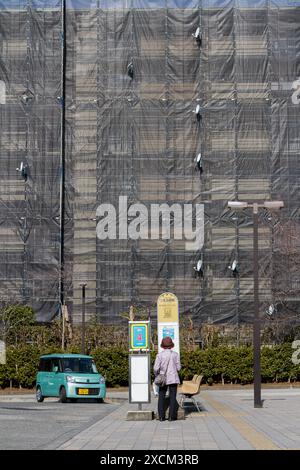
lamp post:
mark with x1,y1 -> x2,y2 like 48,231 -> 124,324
228,200 -> 284,408
79,283 -> 87,355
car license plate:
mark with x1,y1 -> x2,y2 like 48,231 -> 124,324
78,388 -> 89,395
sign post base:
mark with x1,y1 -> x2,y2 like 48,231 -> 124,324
126,410 -> 154,421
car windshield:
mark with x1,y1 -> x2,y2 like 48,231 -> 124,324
61,358 -> 98,374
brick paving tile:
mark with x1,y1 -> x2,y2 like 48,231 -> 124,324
56,389 -> 300,450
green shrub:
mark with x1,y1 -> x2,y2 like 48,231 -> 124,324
1,346 -> 41,388
91,348 -> 129,387
0,345 -> 64,389
0,343 -> 300,389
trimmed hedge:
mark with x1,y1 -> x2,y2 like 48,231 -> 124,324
0,343 -> 300,389
0,345 -> 63,389
91,348 -> 129,387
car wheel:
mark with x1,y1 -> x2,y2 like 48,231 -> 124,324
96,398 -> 104,403
36,386 -> 44,403
59,386 -> 67,403
69,398 -> 77,403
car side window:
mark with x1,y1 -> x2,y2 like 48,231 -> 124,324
39,359 -> 51,372
51,358 -> 60,372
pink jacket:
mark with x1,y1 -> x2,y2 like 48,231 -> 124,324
154,349 -> 181,385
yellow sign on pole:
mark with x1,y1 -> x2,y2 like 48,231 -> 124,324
157,292 -> 179,323
157,292 -> 180,355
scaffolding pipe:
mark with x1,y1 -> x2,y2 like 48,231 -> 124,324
59,0 -> 66,317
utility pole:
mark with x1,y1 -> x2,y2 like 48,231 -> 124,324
228,200 -> 284,408
252,203 -> 262,408
80,283 -> 87,354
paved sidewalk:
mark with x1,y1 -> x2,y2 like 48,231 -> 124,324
58,388 -> 300,450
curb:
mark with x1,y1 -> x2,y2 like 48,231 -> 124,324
0,395 -> 127,404
104,397 -> 128,404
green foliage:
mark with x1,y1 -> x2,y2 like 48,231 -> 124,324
261,343 -> 299,383
0,345 -> 64,389
0,305 -> 36,345
91,348 -> 129,387
0,343 -> 300,389
0,346 -> 41,388
1,303 -> 299,389
178,345 -> 300,385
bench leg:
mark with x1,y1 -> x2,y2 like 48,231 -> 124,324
191,396 -> 201,413
179,394 -> 185,409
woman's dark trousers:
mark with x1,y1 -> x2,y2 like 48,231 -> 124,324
158,384 -> 178,420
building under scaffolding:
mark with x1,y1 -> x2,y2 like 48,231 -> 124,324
0,1 -> 300,326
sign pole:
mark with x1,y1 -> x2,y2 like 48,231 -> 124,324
127,320 -> 153,420
138,348 -> 142,412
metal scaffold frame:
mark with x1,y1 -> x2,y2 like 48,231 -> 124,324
0,1 -> 299,328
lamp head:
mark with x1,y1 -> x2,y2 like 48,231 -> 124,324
263,201 -> 284,210
228,201 -> 248,210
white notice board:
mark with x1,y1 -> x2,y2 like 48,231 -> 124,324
158,322 -> 180,356
129,354 -> 150,404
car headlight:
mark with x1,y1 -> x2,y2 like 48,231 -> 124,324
99,376 -> 105,384
66,375 -> 75,383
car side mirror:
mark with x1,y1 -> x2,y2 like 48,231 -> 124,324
53,366 -> 59,373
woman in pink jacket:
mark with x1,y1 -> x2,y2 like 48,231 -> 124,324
154,336 -> 181,421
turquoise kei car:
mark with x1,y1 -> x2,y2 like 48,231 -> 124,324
36,354 -> 106,403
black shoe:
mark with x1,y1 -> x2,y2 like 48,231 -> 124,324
159,417 -> 165,421
168,418 -> 177,421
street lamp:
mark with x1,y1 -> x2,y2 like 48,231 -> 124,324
227,200 -> 284,408
79,283 -> 87,355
